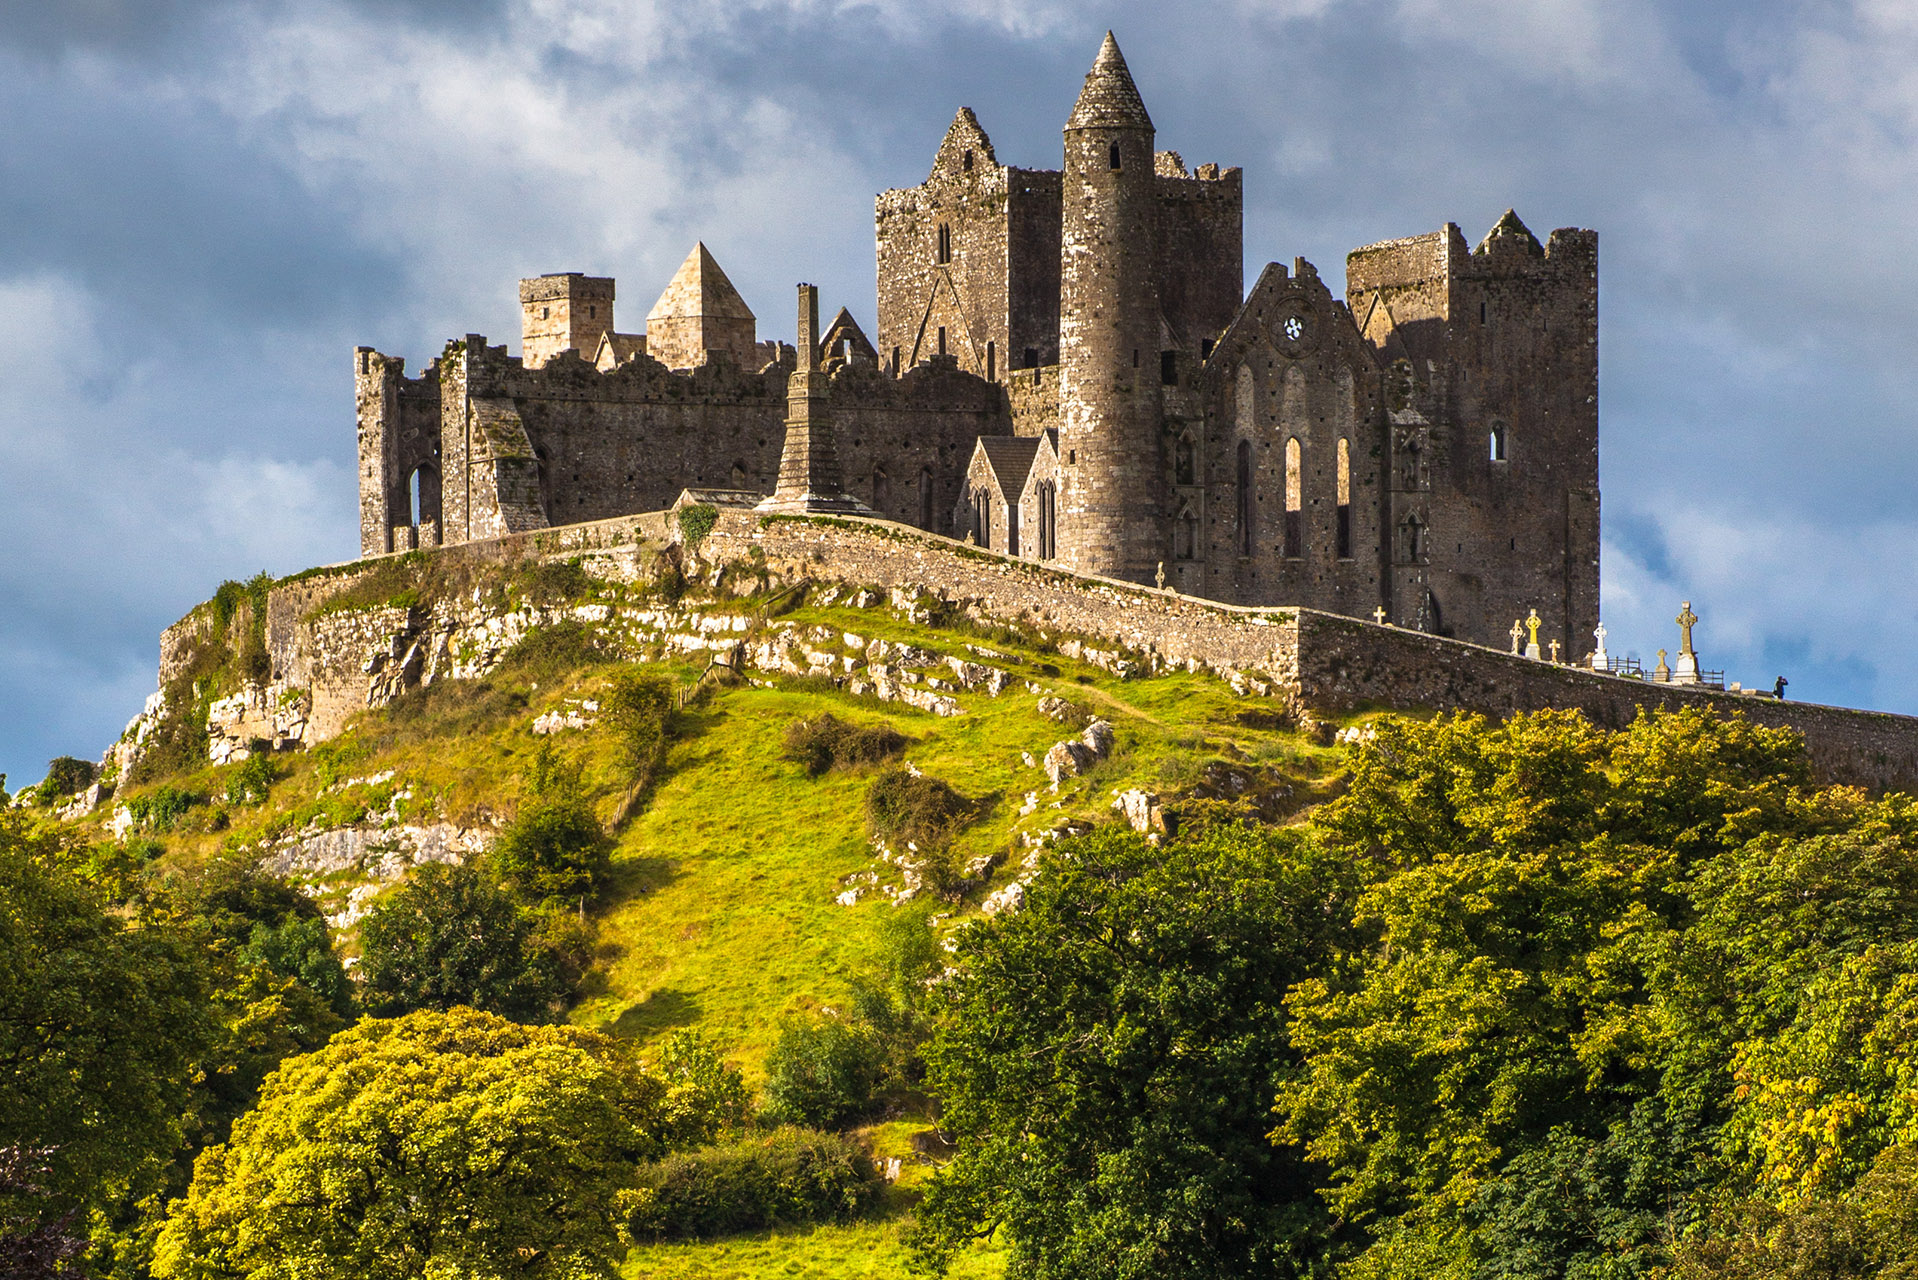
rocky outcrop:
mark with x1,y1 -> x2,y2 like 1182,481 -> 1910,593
1043,718 -> 1115,787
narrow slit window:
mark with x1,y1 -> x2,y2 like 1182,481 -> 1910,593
1237,440 -> 1254,556
936,224 -> 952,265
937,326 -> 947,356
1284,438 -> 1303,559
986,341 -> 996,381
1490,423 -> 1507,461
1335,438 -> 1352,559
1161,350 -> 1177,385
1108,141 -> 1122,170
919,466 -> 935,529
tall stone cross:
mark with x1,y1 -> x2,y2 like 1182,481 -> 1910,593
1524,608 -> 1543,660
1549,639 -> 1562,663
1509,619 -> 1524,655
1155,561 -> 1166,590
1592,622 -> 1609,669
1676,601 -> 1698,657
1373,606 -> 1388,625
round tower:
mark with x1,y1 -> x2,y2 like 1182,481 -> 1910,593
1056,31 -> 1164,583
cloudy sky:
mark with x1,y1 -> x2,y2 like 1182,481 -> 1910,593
3,0 -> 1915,786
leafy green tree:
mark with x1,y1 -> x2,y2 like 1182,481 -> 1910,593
488,744 -> 612,906
1667,1142 -> 1918,1280
175,859 -> 353,1017
761,1015 -> 885,1131
0,812 -> 215,1258
153,1008 -> 668,1280
650,1030 -> 751,1149
1272,709 -> 1819,1280
357,862 -> 565,1020
912,824 -> 1358,1279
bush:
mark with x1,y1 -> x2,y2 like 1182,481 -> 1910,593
652,1030 -> 752,1149
782,714 -> 909,777
37,756 -> 97,803
603,671 -> 675,792
627,1127 -> 881,1240
864,767 -> 973,851
223,754 -> 280,807
488,746 -> 611,906
358,863 -> 566,1021
761,1015 -> 886,1130
123,785 -> 202,833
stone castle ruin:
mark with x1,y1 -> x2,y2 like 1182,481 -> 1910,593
357,32 -> 1597,655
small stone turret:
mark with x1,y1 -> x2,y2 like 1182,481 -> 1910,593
519,273 -> 614,368
1056,31 -> 1165,583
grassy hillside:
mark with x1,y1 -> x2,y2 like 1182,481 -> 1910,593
46,567 -> 1351,1275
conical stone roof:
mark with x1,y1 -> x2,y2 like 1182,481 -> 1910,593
1065,31 -> 1153,133
646,242 -> 755,325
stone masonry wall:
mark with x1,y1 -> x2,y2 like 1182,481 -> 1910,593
153,510 -> 1918,795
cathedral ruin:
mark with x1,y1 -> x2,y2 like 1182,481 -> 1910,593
356,32 -> 1599,654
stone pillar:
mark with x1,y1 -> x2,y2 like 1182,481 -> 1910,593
758,285 -> 873,516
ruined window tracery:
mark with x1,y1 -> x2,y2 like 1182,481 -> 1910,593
1175,504 -> 1198,560
874,467 -> 891,511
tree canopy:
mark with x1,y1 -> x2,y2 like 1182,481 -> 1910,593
153,1008 -> 669,1280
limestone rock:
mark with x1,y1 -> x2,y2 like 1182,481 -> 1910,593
1112,788 -> 1166,836
1043,740 -> 1097,785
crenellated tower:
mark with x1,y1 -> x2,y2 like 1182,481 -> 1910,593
1055,31 -> 1165,583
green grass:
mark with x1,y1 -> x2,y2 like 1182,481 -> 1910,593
622,1217 -> 1007,1279
74,580 -> 1354,1276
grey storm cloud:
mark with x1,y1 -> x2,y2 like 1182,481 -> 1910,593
3,0 -> 1916,786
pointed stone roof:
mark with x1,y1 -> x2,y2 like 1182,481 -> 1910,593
646,242 -> 755,325
1478,209 -> 1543,256
1066,31 -> 1153,133
935,107 -> 998,172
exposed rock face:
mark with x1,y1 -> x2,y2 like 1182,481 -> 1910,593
260,822 -> 490,882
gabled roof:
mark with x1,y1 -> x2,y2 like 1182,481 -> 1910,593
820,307 -> 878,364
977,435 -> 1044,496
1066,31 -> 1153,132
593,332 -> 646,370
646,243 -> 755,325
